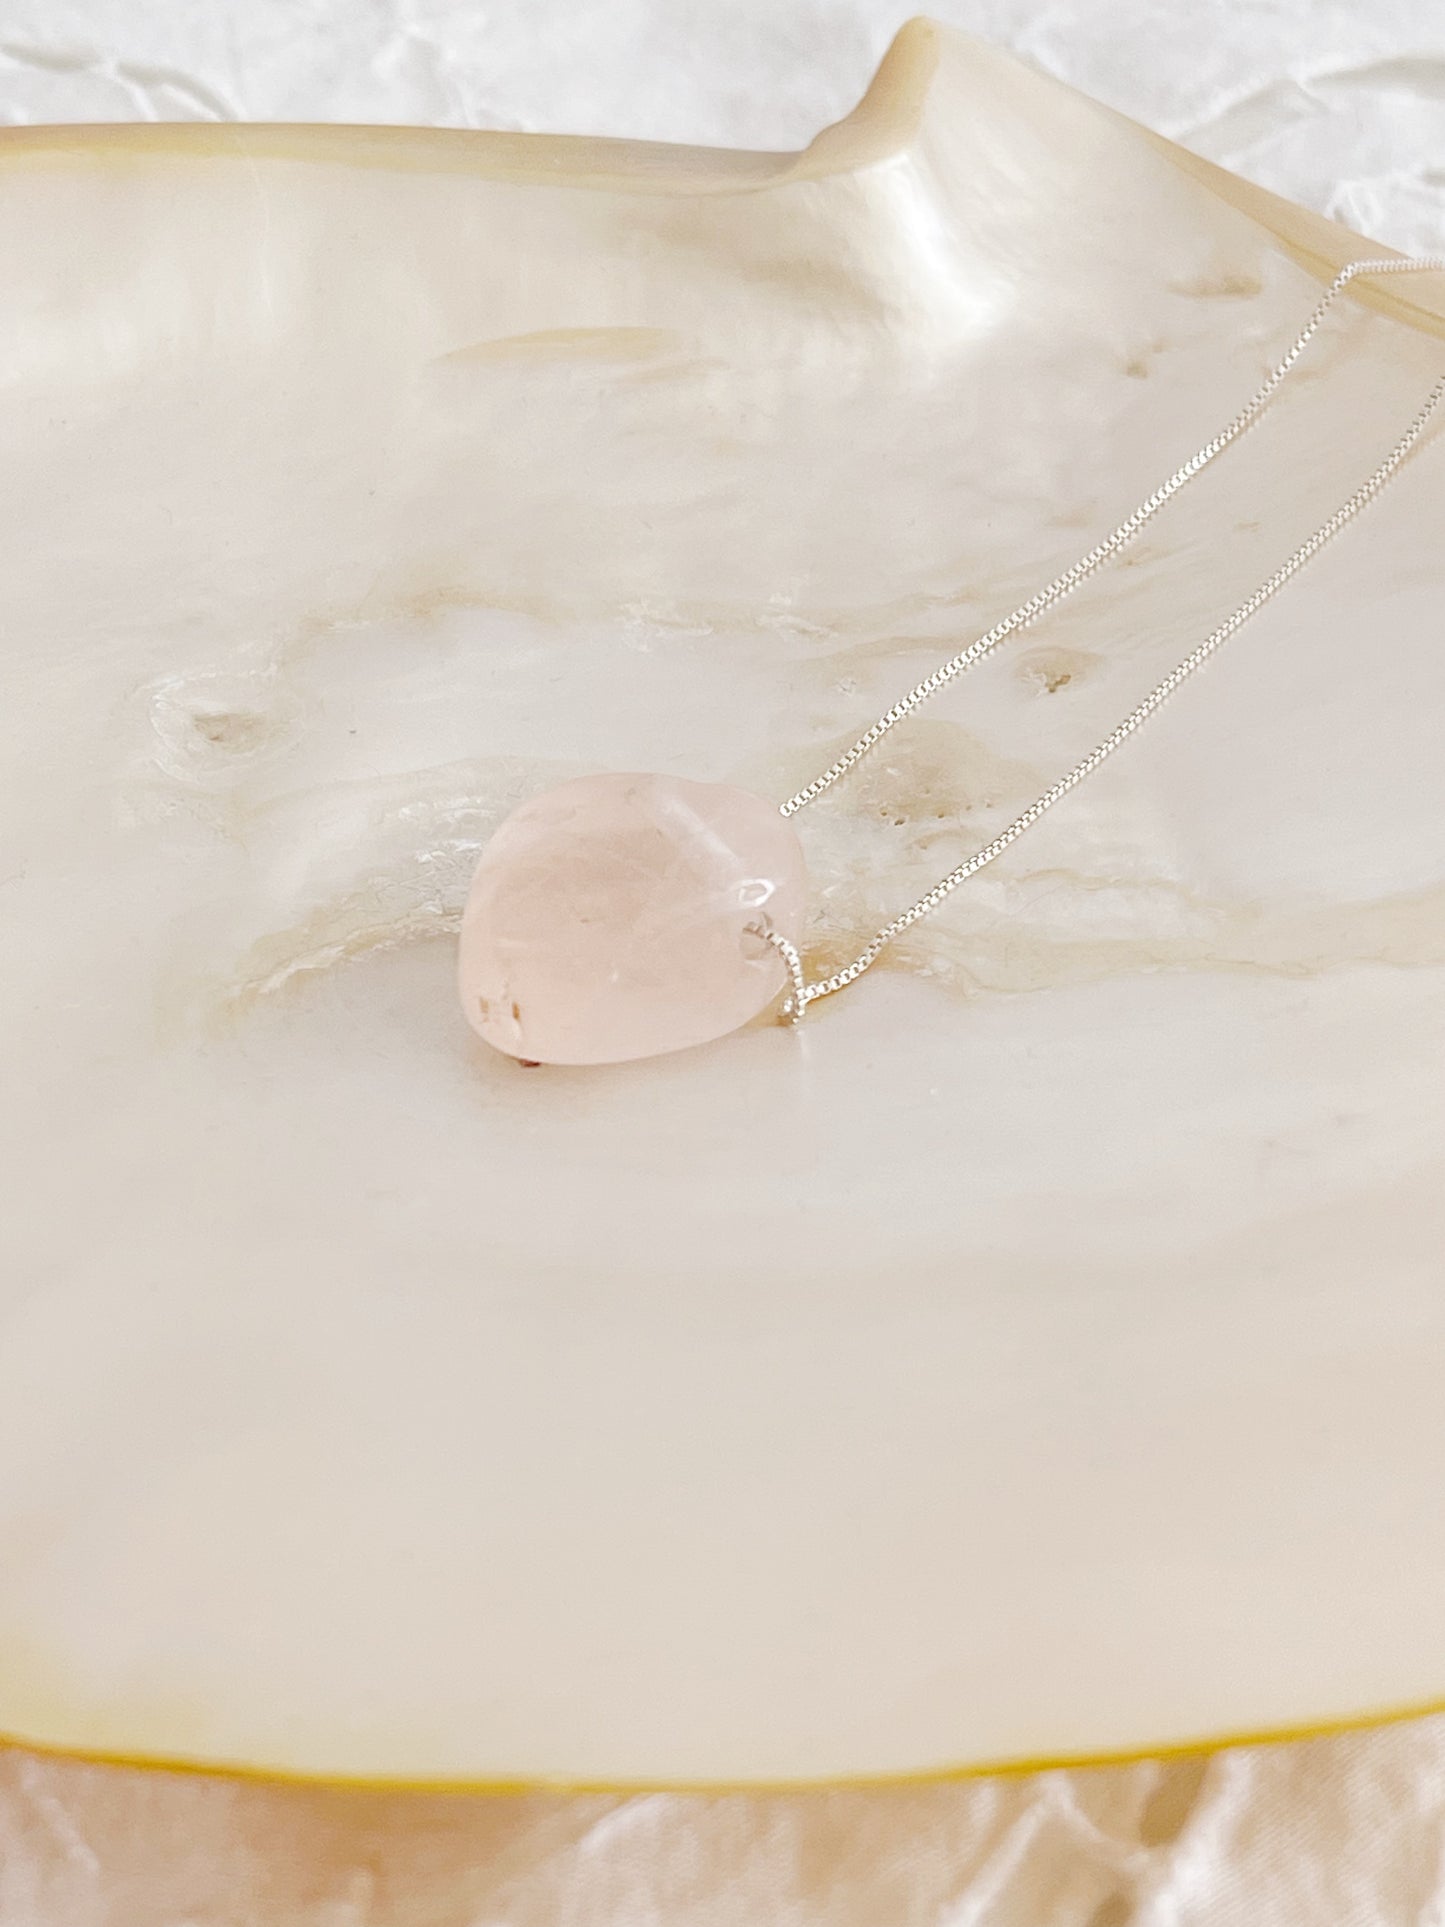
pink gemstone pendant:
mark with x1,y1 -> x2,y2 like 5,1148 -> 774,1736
458,773 -> 808,1065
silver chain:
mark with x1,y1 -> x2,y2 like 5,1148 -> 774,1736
769,254 -> 1445,1019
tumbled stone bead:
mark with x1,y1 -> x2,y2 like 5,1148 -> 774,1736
458,772 -> 808,1065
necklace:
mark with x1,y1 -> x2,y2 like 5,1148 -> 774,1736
457,255 -> 1445,1067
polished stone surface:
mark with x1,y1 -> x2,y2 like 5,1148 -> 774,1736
458,772 -> 807,1063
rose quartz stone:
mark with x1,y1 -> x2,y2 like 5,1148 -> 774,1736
458,772 -> 808,1065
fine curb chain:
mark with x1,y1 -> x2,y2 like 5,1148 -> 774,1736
766,254 -> 1445,1021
